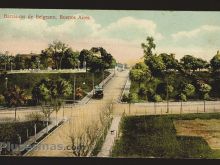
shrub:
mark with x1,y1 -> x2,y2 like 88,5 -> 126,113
0,94 -> 5,105
183,83 -> 195,98
138,86 -> 147,100
179,93 -> 187,102
153,94 -> 163,102
204,93 -> 210,100
121,93 -> 129,102
25,112 -> 44,122
128,93 -> 139,103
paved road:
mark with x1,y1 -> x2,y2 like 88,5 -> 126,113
97,116 -> 121,157
26,70 -> 129,157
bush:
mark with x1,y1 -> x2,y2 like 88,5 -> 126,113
179,93 -> 187,102
153,94 -> 162,102
138,86 -> 147,100
128,93 -> 139,103
25,112 -> 44,122
183,83 -> 195,98
0,94 -> 5,105
204,93 -> 210,100
121,93 -> 129,102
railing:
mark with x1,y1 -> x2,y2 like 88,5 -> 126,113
112,101 -> 220,116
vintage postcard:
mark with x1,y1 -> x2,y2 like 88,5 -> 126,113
0,8 -> 220,158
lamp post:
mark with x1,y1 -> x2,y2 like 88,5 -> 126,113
73,74 -> 76,104
77,60 -> 80,70
166,78 -> 169,113
37,60 -> 40,70
10,61 -> 12,71
83,61 -> 87,70
5,77 -> 8,89
92,73 -> 95,95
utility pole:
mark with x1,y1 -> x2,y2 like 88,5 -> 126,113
73,74 -> 76,104
10,61 -> 12,71
5,77 -> 8,89
102,70 -> 104,87
92,73 -> 95,95
166,78 -> 169,113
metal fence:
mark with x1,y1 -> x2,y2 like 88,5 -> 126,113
112,101 -> 220,116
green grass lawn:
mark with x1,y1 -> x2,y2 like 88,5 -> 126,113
112,113 -> 220,158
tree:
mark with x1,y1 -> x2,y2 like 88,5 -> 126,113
46,41 -> 68,69
3,85 -> 26,121
40,48 -> 54,69
141,36 -> 156,58
130,69 -> 147,88
159,53 -> 179,71
195,58 -> 209,71
179,93 -> 187,102
138,86 -> 147,100
32,78 -> 72,125
90,47 -> 115,69
89,56 -> 104,73
199,83 -> 212,100
141,36 -> 165,76
156,82 -> 174,99
14,55 -> 26,70
180,55 -> 198,73
79,49 -> 93,71
210,51 -> 220,72
61,48 -> 79,69
146,55 -> 165,77
183,83 -> 195,98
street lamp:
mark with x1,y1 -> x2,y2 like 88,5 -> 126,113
83,61 -> 87,70
77,60 -> 80,70
10,61 -> 12,71
5,77 -> 8,89
37,60 -> 40,70
92,73 -> 95,95
73,74 -> 76,104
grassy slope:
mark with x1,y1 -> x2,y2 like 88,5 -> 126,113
0,71 -> 110,100
112,113 -> 220,158
130,71 -> 220,102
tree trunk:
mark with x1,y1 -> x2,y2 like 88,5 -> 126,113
46,116 -> 49,134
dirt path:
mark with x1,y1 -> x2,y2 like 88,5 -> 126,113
97,116 -> 121,157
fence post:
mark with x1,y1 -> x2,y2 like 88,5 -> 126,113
46,116 -> 49,134
204,100 -> 206,112
27,129 -> 29,139
129,103 -> 131,115
63,105 -> 65,120
154,102 -> 156,115
180,101 -> 183,114
34,124 -> 37,143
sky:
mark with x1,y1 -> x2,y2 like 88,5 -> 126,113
0,9 -> 220,65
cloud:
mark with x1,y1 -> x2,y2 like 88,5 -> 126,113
0,15 -> 163,64
172,25 -> 220,41
95,16 -> 163,42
